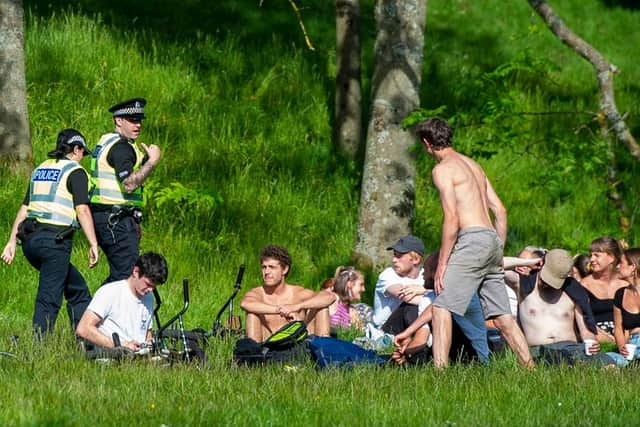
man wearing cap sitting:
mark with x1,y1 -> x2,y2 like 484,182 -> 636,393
90,98 -> 161,284
372,235 -> 426,334
2,129 -> 99,336
505,249 -> 613,364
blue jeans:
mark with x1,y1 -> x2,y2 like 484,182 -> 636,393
453,293 -> 489,363
606,333 -> 640,367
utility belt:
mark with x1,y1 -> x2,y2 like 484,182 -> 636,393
17,218 -> 78,243
106,205 -> 144,227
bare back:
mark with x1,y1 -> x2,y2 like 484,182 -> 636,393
434,152 -> 495,231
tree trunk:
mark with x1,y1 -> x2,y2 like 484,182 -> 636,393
528,0 -> 640,162
0,0 -> 32,174
354,0 -> 427,269
335,0 -> 362,159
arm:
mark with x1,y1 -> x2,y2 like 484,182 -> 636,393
503,270 -> 520,294
386,284 -> 427,304
75,204 -> 99,268
280,289 -> 335,317
1,204 -> 28,265
485,177 -> 507,246
503,256 -> 542,270
240,289 -> 281,316
574,304 -> 599,354
76,310 -> 139,351
122,143 -> 161,193
613,305 -> 630,355
432,167 -> 459,295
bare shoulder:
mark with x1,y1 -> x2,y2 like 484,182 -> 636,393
288,284 -> 315,298
578,275 -> 595,291
242,285 -> 266,301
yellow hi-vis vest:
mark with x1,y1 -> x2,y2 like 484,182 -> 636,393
27,159 -> 86,227
89,133 -> 145,207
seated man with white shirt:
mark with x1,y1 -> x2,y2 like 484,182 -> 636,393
372,235 -> 426,334
76,252 -> 168,353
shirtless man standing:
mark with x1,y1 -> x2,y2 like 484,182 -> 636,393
415,117 -> 533,368
240,245 -> 333,342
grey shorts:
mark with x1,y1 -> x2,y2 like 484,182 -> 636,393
434,227 -> 510,318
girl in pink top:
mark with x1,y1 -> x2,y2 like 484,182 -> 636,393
323,266 -> 369,330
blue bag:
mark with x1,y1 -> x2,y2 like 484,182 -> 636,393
309,336 -> 386,369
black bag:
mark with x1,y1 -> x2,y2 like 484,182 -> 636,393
262,320 -> 308,351
232,337 -> 310,366
233,322 -> 310,365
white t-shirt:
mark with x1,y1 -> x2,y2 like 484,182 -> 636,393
372,267 -> 424,327
506,286 -> 518,317
87,280 -> 154,343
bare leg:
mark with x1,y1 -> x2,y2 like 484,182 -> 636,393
306,307 -> 330,336
432,305 -> 453,369
245,313 -> 263,342
493,313 -> 535,369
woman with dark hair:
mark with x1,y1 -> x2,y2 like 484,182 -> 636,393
579,236 -> 628,343
1,129 -> 99,337
571,254 -> 591,280
606,248 -> 640,366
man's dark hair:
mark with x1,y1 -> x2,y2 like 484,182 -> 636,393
135,252 -> 168,284
414,117 -> 453,150
260,245 -> 292,275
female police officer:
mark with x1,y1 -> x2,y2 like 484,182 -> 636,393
1,129 -> 99,337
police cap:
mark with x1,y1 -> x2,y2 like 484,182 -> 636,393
109,98 -> 146,120
48,128 -> 91,158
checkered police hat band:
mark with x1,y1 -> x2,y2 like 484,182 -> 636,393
67,135 -> 86,146
113,106 -> 144,116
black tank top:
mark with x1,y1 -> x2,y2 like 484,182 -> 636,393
614,287 -> 640,331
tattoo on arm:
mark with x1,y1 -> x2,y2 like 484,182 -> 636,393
122,162 -> 156,193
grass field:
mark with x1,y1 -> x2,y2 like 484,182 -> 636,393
1,0 -> 639,425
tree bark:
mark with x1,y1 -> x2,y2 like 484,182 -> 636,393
335,0 -> 362,159
354,0 -> 427,269
528,0 -> 640,162
0,0 -> 32,174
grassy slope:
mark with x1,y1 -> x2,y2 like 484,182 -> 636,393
1,0 -> 639,424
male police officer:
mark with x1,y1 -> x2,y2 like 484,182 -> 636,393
90,98 -> 161,284
2,129 -> 99,336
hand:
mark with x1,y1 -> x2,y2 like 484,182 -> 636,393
398,287 -> 421,302
394,332 -> 411,353
1,242 -> 16,265
88,244 -> 99,268
434,265 -> 446,295
277,305 -> 301,321
391,350 -> 407,365
620,345 -> 630,358
122,340 -> 141,352
140,143 -> 161,166
587,340 -> 600,355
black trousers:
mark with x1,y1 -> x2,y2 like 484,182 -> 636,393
92,211 -> 140,285
21,229 -> 91,335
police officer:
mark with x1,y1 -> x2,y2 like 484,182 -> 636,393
89,98 -> 161,284
1,129 -> 99,336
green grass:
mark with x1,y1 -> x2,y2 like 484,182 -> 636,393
1,0 -> 640,424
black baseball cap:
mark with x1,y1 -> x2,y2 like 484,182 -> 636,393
387,235 -> 425,257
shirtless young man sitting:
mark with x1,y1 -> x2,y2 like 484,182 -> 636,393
504,249 -> 614,364
240,245 -> 334,342
415,117 -> 533,369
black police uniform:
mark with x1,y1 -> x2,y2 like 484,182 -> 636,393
91,141 -> 146,284
20,170 -> 92,335
91,98 -> 148,284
